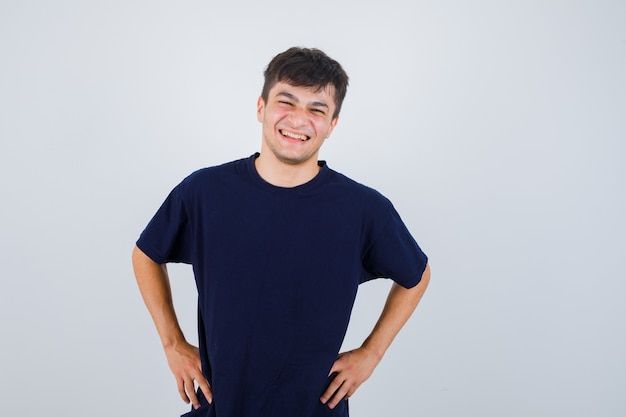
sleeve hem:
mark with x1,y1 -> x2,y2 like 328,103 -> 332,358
394,255 -> 429,289
136,239 -> 166,264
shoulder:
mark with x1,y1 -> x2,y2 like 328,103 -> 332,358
326,168 -> 394,211
179,156 -> 250,190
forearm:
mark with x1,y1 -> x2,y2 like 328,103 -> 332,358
132,245 -> 212,406
321,263 -> 431,407
132,245 -> 186,349
361,263 -> 431,360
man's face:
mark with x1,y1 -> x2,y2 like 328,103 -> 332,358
257,81 -> 338,166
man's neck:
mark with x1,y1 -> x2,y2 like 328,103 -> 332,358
254,153 -> 321,188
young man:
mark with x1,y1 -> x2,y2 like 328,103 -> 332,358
132,47 -> 430,417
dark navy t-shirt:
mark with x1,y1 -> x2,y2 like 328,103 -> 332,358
137,154 -> 428,417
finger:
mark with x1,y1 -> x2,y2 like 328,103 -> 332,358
320,375 -> 344,405
177,377 -> 190,404
185,378 -> 200,409
328,355 -> 347,376
327,365 -> 342,378
327,381 -> 350,409
197,378 -> 213,404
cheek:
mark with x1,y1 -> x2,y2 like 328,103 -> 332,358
315,121 -> 333,137
268,109 -> 289,125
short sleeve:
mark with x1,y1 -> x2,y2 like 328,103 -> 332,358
361,203 -> 428,288
136,181 -> 193,264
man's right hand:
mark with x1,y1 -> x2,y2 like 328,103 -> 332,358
165,340 -> 213,409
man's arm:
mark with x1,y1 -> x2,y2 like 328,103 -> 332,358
320,263 -> 431,409
132,245 -> 212,409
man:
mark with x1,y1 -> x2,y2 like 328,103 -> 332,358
132,47 -> 430,417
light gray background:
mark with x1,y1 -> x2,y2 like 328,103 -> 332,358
1,1 -> 624,416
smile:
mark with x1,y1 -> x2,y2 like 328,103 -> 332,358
280,129 -> 310,141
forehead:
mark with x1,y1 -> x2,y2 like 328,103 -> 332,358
269,81 -> 336,106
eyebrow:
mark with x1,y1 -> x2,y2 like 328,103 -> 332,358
276,91 -> 329,109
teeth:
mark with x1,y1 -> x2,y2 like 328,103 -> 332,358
281,130 -> 309,141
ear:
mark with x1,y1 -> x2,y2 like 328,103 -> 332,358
326,116 -> 339,138
256,96 -> 265,122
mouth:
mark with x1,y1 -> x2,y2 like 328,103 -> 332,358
280,129 -> 310,142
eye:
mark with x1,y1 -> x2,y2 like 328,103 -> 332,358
311,108 -> 325,115
278,100 -> 293,106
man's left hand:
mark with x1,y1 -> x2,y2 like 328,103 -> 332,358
320,346 -> 381,409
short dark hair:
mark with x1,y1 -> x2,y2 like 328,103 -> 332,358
261,47 -> 349,118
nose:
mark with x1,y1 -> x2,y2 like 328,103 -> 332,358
286,106 -> 308,128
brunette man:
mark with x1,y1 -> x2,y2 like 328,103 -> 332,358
133,46 -> 430,417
